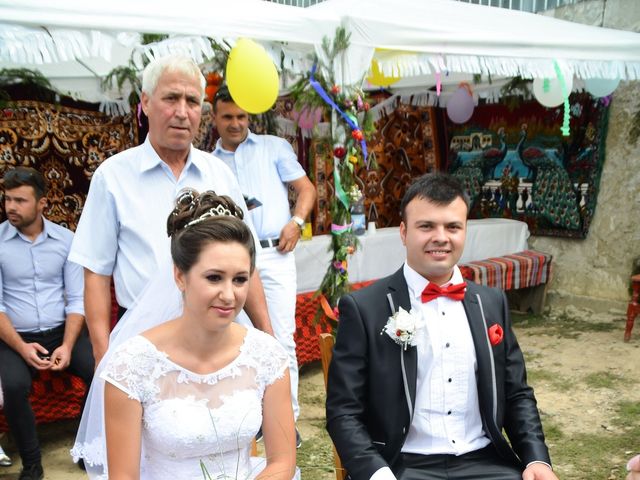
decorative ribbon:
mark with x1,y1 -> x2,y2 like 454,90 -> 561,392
330,222 -> 353,234
553,61 -> 571,137
435,71 -> 442,96
333,160 -> 350,211
309,63 -> 368,165
319,294 -> 338,321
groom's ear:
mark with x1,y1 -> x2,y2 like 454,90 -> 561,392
399,221 -> 407,246
174,265 -> 185,292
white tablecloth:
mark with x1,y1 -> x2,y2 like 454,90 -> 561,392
294,219 -> 529,293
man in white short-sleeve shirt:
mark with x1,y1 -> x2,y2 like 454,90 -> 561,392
212,86 -> 316,446
70,56 -> 272,366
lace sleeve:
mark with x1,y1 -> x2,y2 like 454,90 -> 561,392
250,330 -> 289,389
100,336 -> 161,403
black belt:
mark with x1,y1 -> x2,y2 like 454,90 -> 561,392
259,238 -> 280,248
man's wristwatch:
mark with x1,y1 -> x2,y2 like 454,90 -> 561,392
291,215 -> 305,230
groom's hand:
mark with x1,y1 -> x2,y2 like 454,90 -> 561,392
522,462 -> 558,480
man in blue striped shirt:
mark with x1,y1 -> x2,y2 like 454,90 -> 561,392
0,167 -> 94,480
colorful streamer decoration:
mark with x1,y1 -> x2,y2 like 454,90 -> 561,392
309,63 -> 369,164
333,156 -> 350,211
553,61 -> 571,137
319,294 -> 338,321
330,222 -> 353,234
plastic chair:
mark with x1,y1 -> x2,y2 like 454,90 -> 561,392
319,333 -> 346,480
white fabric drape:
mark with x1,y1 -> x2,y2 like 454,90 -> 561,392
1,0 -> 640,105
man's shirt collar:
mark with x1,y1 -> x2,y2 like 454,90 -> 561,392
0,217 -> 60,243
139,136 -> 202,175
213,130 -> 257,155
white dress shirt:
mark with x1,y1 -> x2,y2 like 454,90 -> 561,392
70,136 -> 257,309
401,263 -> 490,455
213,131 -> 305,240
0,218 -> 83,332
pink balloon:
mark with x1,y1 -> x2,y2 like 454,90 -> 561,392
292,107 -> 323,129
446,87 -> 474,124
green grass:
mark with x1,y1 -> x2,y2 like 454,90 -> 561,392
512,311 -> 619,338
527,368 -> 574,391
584,371 -> 625,390
296,423 -> 335,480
545,400 -> 640,479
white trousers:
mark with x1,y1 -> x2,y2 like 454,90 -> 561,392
238,248 -> 299,420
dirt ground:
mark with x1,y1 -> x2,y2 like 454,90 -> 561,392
1,307 -> 638,479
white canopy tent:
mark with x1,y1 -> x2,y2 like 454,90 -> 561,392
1,0 -> 640,106
313,0 -> 640,81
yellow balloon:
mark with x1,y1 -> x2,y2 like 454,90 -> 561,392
367,60 -> 401,87
226,38 -> 279,114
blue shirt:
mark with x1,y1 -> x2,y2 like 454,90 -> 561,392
0,217 -> 84,333
70,136 -> 257,309
214,131 -> 305,240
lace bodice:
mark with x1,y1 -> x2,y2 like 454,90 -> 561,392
101,328 -> 288,479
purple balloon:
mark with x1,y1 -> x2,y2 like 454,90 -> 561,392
446,87 -> 475,124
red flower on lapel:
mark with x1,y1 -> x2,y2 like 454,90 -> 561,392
488,324 -> 504,346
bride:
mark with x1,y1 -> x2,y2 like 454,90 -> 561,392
72,190 -> 296,479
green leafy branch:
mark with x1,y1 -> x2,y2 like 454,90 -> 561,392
0,68 -> 58,107
290,27 -> 376,330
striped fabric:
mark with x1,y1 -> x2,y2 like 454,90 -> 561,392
460,250 -> 553,291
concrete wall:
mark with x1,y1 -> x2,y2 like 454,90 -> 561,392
532,0 -> 640,312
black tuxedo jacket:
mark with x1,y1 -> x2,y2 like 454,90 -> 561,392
326,267 -> 551,480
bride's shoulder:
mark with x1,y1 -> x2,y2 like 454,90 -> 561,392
105,335 -> 163,371
244,327 -> 285,353
241,328 -> 288,379
140,318 -> 179,345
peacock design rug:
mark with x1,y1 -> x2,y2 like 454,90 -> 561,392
444,92 -> 610,238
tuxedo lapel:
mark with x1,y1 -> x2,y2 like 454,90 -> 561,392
462,284 -> 498,428
386,269 -> 418,421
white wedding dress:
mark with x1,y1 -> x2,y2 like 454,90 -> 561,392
105,328 -> 286,479
79,327 -> 289,479
71,251 -> 297,479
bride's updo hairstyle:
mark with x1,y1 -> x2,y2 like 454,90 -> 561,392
167,189 -> 256,274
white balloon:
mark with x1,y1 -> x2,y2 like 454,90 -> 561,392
532,76 -> 574,108
446,87 -> 474,124
584,77 -> 620,98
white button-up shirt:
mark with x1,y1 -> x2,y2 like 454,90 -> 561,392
0,218 -> 83,332
213,131 -> 305,240
70,137 -> 256,309
401,263 -> 490,455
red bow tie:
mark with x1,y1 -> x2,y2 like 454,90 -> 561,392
421,282 -> 467,303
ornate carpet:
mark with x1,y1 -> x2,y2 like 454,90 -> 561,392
310,101 -> 441,234
0,94 -> 138,228
444,92 -> 609,238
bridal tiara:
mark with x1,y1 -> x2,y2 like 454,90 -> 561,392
184,204 -> 234,229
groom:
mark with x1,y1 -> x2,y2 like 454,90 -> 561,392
326,173 -> 558,480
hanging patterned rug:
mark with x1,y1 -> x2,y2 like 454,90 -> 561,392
445,92 -> 609,238
310,99 -> 440,234
0,88 -> 138,228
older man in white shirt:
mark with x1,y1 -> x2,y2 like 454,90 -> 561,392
70,55 -> 272,366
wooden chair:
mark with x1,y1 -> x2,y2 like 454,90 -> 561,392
319,333 -> 346,480
624,274 -> 640,342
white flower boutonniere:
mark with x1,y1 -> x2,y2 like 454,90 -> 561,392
381,307 -> 424,350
